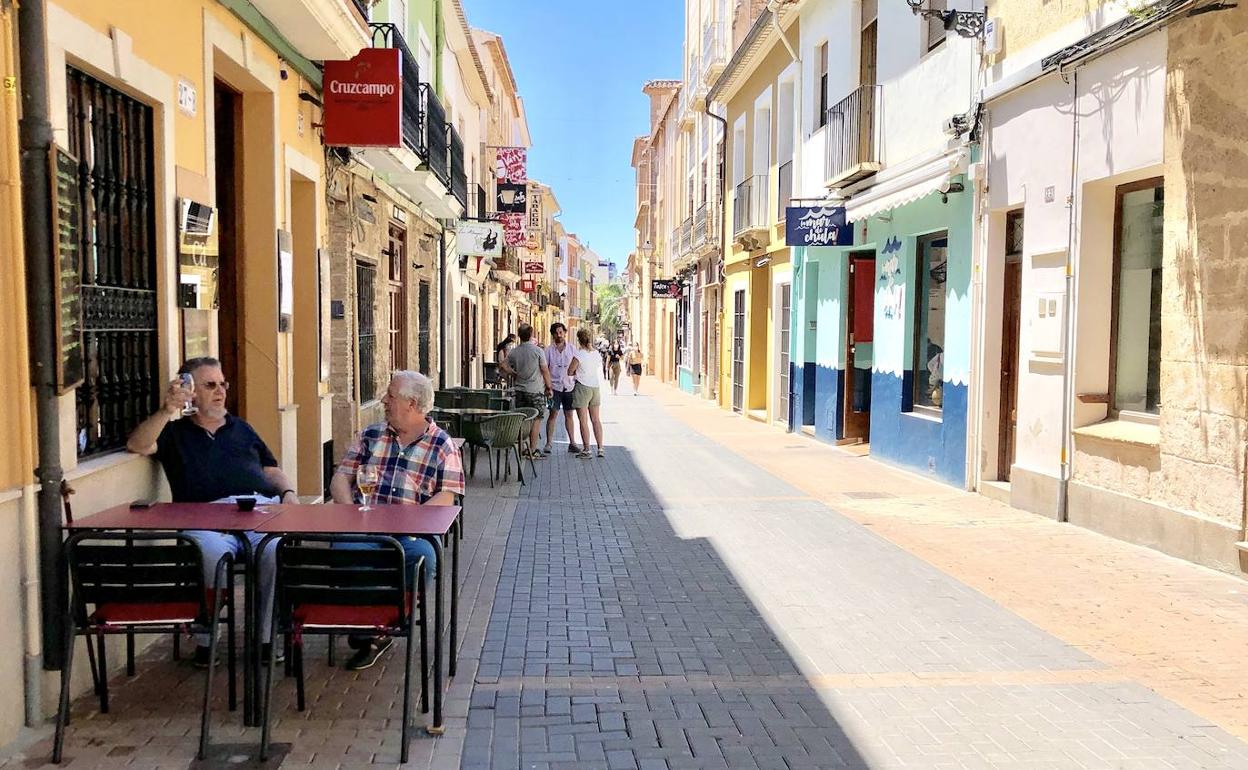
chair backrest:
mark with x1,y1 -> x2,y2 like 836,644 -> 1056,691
428,408 -> 461,438
433,390 -> 458,408
65,532 -> 207,624
274,535 -> 410,627
480,411 -> 525,449
459,391 -> 492,410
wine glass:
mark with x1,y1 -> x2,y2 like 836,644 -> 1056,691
356,464 -> 380,511
179,373 -> 198,416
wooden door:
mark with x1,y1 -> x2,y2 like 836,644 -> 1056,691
777,283 -> 791,425
731,290 -> 745,413
843,253 -> 874,441
213,80 -> 244,415
999,261 -> 1022,480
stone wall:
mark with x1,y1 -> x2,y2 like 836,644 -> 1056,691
1161,6 -> 1248,534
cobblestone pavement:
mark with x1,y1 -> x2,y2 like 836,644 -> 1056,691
6,383 -> 1248,769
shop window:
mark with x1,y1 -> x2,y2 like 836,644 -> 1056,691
1111,179 -> 1164,417
911,232 -> 948,414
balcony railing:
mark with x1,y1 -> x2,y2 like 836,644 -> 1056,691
733,175 -> 767,236
474,183 -> 488,219
680,217 -> 693,255
449,125 -> 467,206
701,22 -> 728,83
693,204 -> 708,247
421,84 -> 449,183
777,159 -> 793,221
369,24 -> 422,155
825,85 -> 883,187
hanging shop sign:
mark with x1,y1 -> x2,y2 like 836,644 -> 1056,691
496,146 -> 527,183
501,213 -> 526,247
527,186 -> 543,229
519,278 -> 536,293
323,48 -> 402,147
524,230 -> 543,251
496,182 -> 527,214
523,261 -> 545,275
455,220 -> 503,259
784,205 -> 852,247
651,279 -> 684,299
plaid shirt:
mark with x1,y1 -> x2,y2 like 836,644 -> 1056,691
336,419 -> 466,504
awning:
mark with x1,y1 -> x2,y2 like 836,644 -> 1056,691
844,149 -> 968,223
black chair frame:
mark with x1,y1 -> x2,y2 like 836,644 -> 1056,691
260,535 -> 428,764
53,531 -> 234,763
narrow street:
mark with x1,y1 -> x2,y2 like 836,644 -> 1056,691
12,379 -> 1248,769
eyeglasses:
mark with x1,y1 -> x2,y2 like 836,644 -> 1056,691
199,381 -> 230,392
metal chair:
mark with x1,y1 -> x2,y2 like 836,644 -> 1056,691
458,391 -> 492,410
461,411 -> 526,487
54,532 -> 235,762
428,408 -> 461,438
512,406 -> 540,478
260,535 -> 427,764
433,390 -> 458,409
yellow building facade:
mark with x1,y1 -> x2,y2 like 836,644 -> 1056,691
0,0 -> 364,746
713,16 -> 798,424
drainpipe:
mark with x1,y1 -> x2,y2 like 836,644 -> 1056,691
1056,68 -> 1080,523
18,0 -> 66,670
20,485 -> 41,724
438,228 -> 447,389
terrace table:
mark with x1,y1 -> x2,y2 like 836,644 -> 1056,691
253,502 -> 462,734
64,502 -> 282,726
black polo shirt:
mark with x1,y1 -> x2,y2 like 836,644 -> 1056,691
154,414 -> 281,502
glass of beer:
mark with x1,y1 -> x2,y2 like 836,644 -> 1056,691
357,464 -> 380,511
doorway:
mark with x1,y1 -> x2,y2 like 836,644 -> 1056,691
776,282 -> 791,425
843,252 -> 875,443
999,210 -> 1024,480
460,296 -> 472,386
731,289 -> 745,413
214,79 -> 244,415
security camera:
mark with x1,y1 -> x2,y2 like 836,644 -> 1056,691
938,181 -> 965,203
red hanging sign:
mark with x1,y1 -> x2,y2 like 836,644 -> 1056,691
323,48 -> 402,147
519,279 -> 536,293
501,213 -> 526,247
496,147 -> 527,183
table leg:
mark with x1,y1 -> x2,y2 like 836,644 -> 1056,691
419,535 -> 444,734
450,520 -> 460,678
238,533 -> 257,727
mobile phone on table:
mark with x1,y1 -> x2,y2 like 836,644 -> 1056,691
129,499 -> 154,509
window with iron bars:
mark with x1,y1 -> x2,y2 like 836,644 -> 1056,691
356,262 -> 378,403
67,67 -> 159,457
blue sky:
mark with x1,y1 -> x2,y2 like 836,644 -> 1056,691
465,0 -> 685,271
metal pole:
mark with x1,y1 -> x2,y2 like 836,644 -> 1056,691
18,0 -> 66,669
438,228 -> 447,389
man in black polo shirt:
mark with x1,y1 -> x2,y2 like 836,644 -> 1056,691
128,356 -> 297,665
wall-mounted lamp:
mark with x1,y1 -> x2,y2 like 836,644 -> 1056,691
904,0 -> 985,38
939,181 -> 965,204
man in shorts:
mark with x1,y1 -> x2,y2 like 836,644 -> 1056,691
544,322 -> 579,453
499,323 -> 552,457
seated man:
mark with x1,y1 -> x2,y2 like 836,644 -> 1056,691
127,356 -> 297,666
329,370 -> 465,670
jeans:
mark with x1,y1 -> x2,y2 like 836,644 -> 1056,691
184,529 -> 278,646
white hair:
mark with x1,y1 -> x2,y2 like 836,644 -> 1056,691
391,370 -> 434,412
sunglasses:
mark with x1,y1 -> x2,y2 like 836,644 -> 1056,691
198,381 -> 230,392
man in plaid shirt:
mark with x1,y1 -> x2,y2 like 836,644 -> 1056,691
329,370 -> 465,669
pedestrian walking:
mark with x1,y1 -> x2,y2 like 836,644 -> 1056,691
567,328 -> 605,458
626,343 -> 644,395
607,337 -> 624,395
544,322 -> 580,454
498,323 -> 553,458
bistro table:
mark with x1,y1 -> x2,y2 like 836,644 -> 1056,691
253,503 -> 462,734
63,502 -> 281,726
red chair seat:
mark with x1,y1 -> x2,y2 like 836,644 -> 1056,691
292,604 -> 400,628
92,602 -> 200,625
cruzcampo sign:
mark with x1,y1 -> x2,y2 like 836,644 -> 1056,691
323,48 -> 402,147
784,205 -> 852,247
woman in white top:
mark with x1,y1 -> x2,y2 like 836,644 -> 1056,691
566,328 -> 605,458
